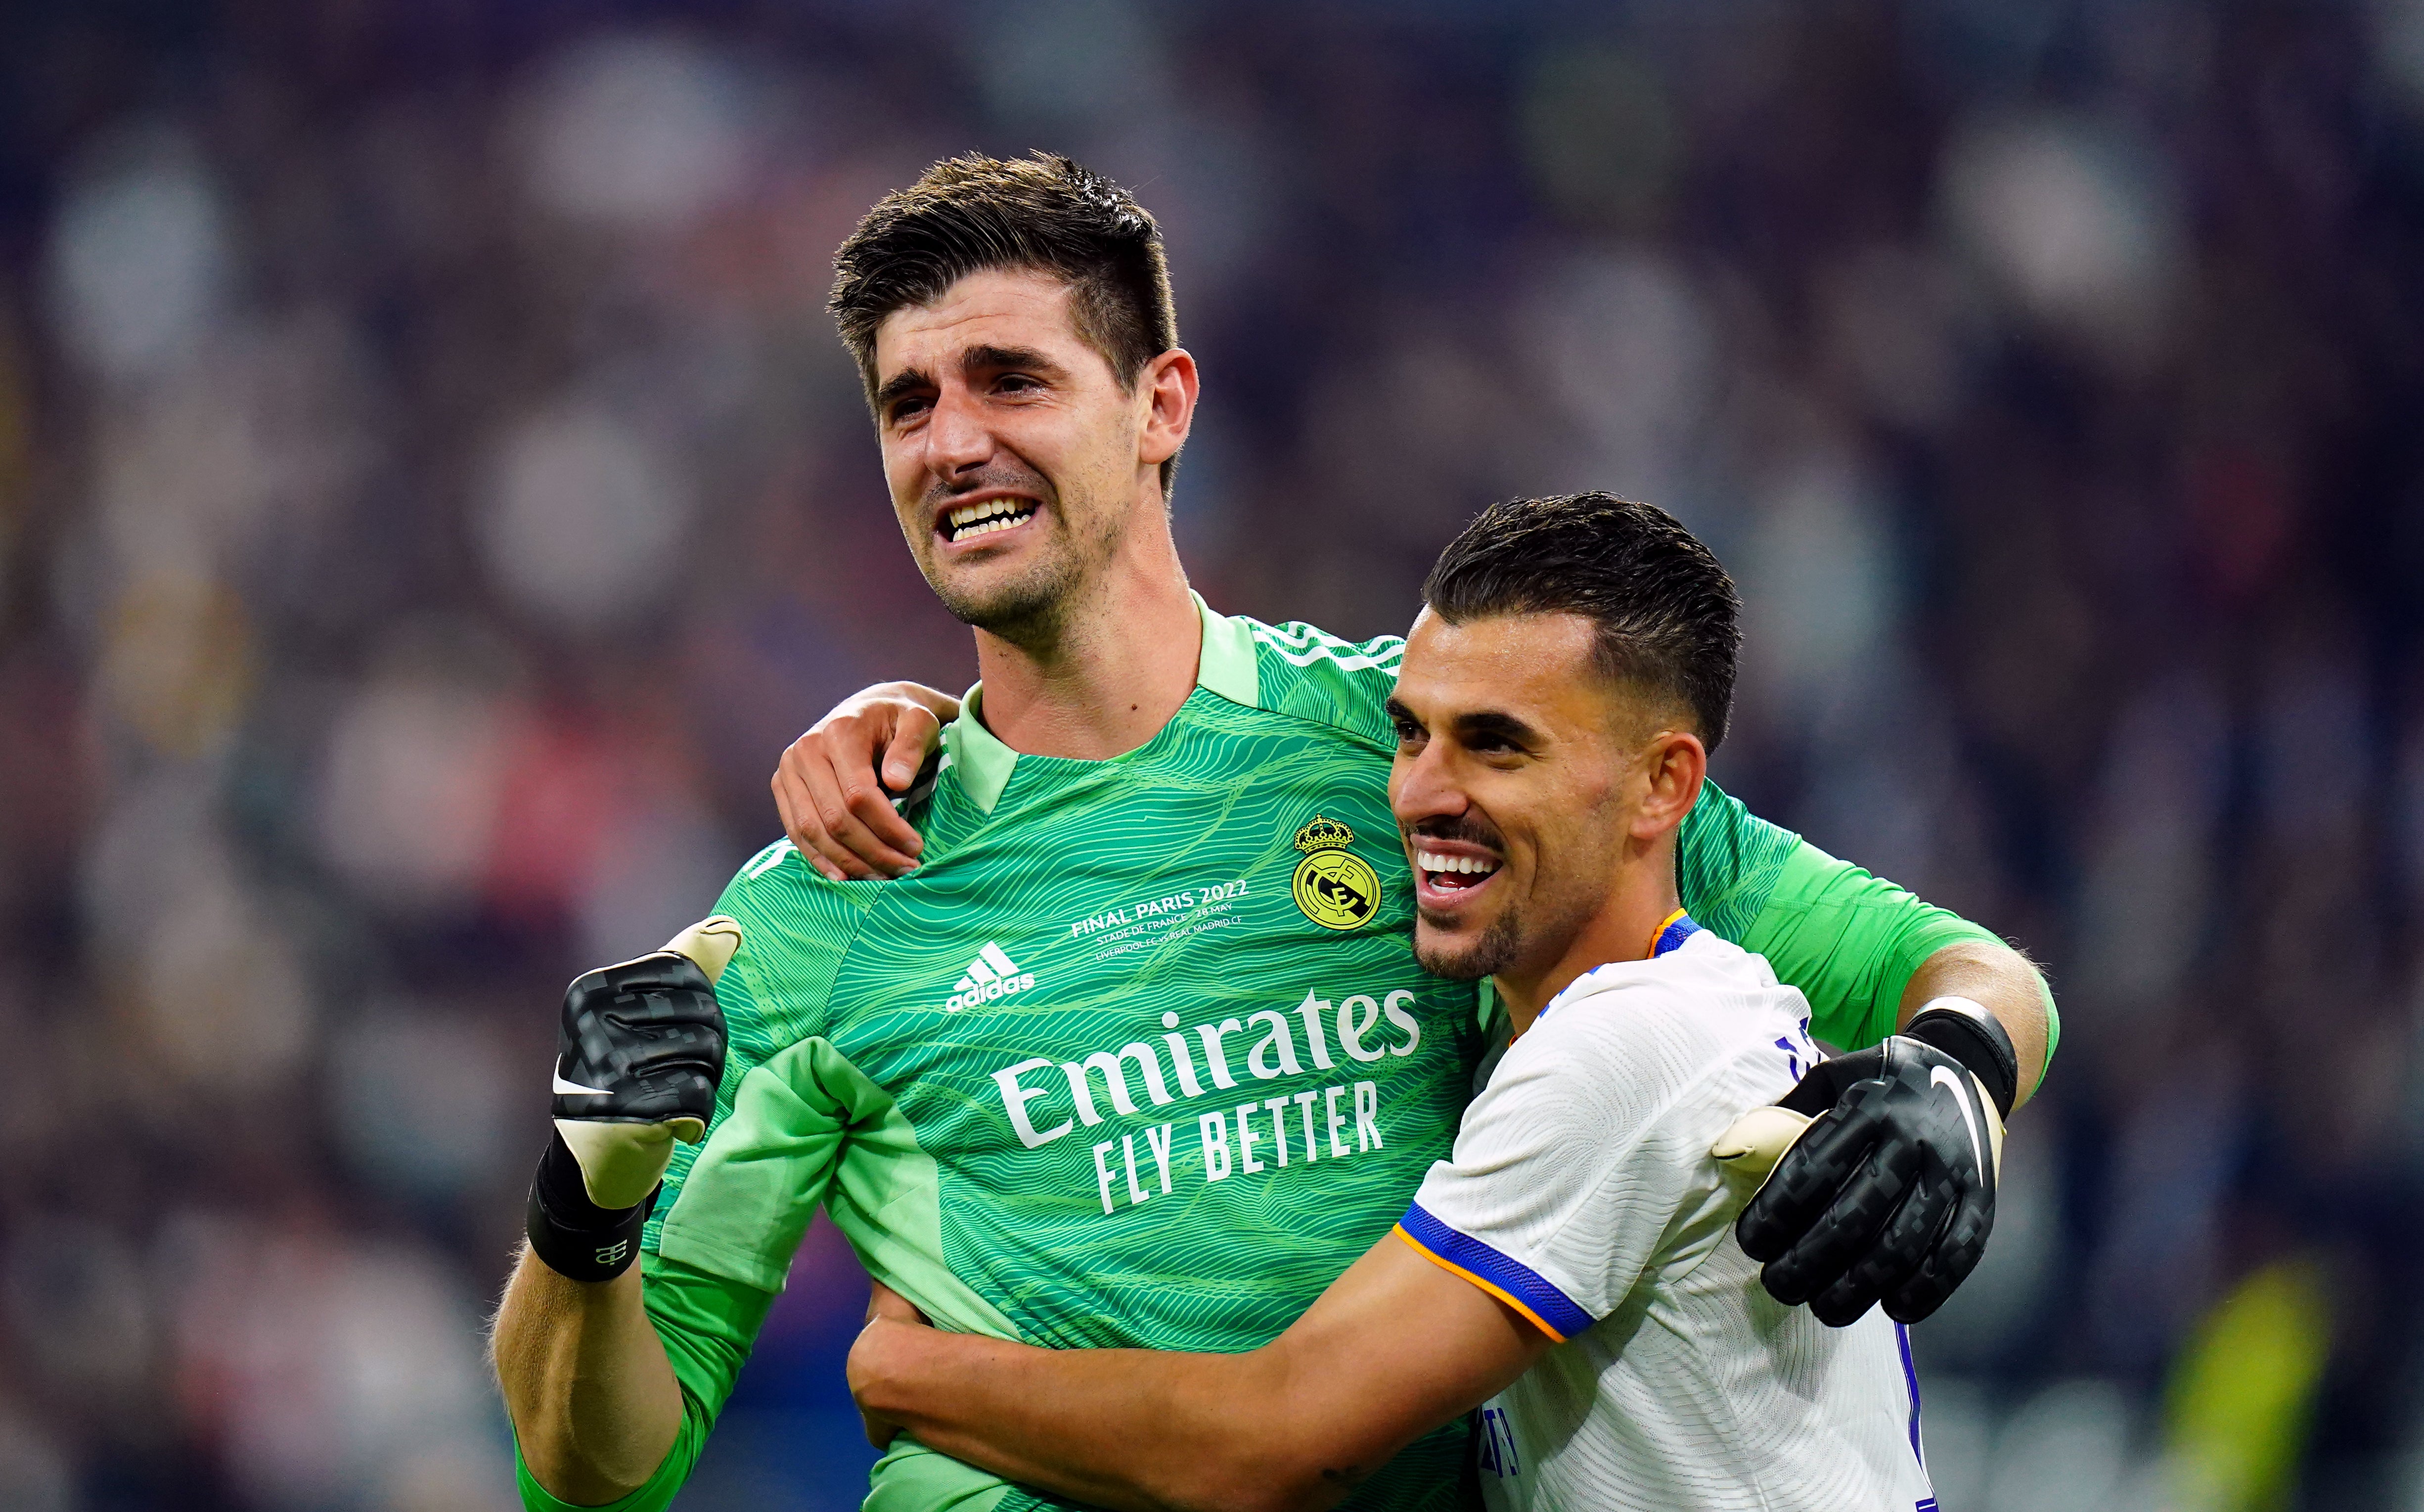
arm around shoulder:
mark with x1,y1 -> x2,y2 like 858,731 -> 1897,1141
1733,832 -> 2055,1105
1898,935 -> 2053,1108
848,1235 -> 1552,1512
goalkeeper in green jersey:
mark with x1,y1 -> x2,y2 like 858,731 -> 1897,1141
493,153 -> 2054,1512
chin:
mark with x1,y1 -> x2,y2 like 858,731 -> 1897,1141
1412,925 -> 1497,982
932,564 -> 1076,636
1416,903 -> 1526,983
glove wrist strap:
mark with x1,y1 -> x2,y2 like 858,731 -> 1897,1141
1904,996 -> 2019,1117
526,1132 -> 655,1283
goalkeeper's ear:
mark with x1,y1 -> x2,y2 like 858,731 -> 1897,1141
662,915 -> 743,985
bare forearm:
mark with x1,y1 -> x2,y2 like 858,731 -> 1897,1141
853,1324 -> 1329,1512
851,1242 -> 1541,1512
493,1245 -> 684,1505
1899,940 -> 2048,1108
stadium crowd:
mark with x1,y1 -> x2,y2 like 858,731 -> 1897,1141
0,1 -> 2420,1508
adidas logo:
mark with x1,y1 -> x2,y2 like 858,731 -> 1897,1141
946,942 -> 1037,1013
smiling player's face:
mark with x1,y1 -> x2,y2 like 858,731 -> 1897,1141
870,269 -> 1154,640
1386,610 -> 1643,984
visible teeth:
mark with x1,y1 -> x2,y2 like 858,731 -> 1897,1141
1417,851 -> 1499,876
946,499 -> 1035,536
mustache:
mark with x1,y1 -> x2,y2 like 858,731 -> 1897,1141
924,460 -> 1054,512
1405,814 -> 1504,852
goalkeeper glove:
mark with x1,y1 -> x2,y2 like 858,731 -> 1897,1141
1711,997 -> 2015,1326
524,916 -> 741,1284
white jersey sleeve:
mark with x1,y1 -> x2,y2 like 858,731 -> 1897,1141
1396,955 -> 1782,1340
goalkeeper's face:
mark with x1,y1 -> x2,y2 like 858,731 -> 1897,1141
868,268 -> 1175,641
1386,610 -> 1677,986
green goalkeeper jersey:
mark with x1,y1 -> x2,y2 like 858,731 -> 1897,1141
514,596 -> 2043,1512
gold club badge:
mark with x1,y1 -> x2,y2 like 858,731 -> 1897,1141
1291,815 -> 1380,931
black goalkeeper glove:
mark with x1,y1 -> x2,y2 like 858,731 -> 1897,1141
1710,997 -> 2017,1327
525,916 -> 741,1283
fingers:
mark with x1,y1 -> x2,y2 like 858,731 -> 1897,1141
1750,1125 -> 1920,1307
850,1282 -> 926,1448
774,736 -> 917,880
827,747 -> 925,875
1884,1188 -> 1994,1324
887,680 -> 963,729
772,755 -> 850,882
1737,1109 -> 1868,1262
1777,1046 -> 1885,1119
1809,1263 -> 1888,1329
1808,1174 -> 1948,1327
879,704 -> 944,797
771,699 -> 942,880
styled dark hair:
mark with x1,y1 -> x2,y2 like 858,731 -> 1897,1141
1423,492 -> 1741,751
829,152 -> 1181,492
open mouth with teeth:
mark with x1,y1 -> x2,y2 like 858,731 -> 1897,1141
1415,848 -> 1503,894
942,497 -> 1039,543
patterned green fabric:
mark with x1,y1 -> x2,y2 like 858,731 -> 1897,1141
513,597 -> 2029,1512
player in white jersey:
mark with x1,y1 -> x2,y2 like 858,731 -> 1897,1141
1410,917 -> 1930,1510
847,492 -> 1998,1511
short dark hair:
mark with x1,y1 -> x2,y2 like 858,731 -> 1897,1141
1423,493 -> 1741,751
829,153 -> 1181,493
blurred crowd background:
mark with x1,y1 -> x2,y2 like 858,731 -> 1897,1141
0,0 -> 2420,1508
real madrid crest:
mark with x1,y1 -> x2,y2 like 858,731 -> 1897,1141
1291,815 -> 1381,931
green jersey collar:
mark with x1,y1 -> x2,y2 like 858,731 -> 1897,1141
1194,591 -> 1260,706
943,591 -> 1260,815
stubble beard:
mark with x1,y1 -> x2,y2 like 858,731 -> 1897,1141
929,520 -> 1084,644
1413,857 -> 1611,990
1415,906 -> 1524,981
915,469 -> 1121,650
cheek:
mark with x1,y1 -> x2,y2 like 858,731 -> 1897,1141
882,445 -> 924,508
989,417 -> 1079,492
1519,795 -> 1617,889
1061,401 -> 1137,474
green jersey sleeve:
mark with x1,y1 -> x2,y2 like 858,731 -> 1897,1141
1677,782 -> 2059,1073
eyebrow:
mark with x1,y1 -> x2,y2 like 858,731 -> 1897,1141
872,344 -> 1072,415
1450,709 -> 1545,748
873,364 -> 933,410
1382,697 -> 1544,749
962,343 -> 1065,380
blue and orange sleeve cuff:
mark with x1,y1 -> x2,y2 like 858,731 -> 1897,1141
1394,1202 -> 1594,1343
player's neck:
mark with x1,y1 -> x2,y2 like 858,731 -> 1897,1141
1495,846 -> 1683,1039
969,520 -> 1202,761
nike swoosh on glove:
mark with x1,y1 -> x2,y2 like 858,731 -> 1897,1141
551,916 -> 741,1210
1711,1034 -> 2005,1327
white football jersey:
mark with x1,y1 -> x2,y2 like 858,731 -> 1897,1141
1397,920 -> 1937,1512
